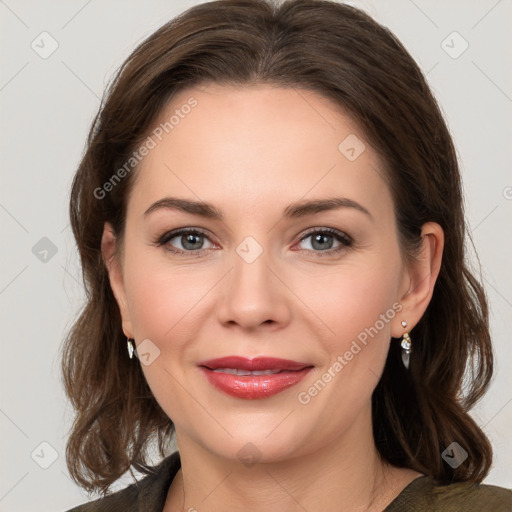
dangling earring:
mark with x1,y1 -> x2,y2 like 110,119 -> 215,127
400,321 -> 411,369
127,337 -> 136,359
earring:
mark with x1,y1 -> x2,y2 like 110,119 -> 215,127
400,321 -> 411,369
127,337 -> 136,359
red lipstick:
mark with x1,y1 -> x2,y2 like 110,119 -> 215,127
197,356 -> 313,399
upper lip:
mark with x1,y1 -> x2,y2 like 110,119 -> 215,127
197,356 -> 313,371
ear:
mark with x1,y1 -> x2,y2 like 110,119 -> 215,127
392,221 -> 444,337
101,222 -> 134,338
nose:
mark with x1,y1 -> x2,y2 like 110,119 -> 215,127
216,244 -> 292,331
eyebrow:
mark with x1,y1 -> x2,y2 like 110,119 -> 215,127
143,196 -> 373,221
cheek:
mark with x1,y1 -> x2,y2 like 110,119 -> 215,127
295,263 -> 402,415
293,265 -> 400,418
123,249 -> 211,341
296,258 -> 400,350
121,253 -> 211,419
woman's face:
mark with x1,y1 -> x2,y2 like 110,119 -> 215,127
106,84 -> 412,463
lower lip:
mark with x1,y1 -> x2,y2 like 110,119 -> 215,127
199,367 -> 313,399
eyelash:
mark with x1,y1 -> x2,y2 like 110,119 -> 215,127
155,227 -> 353,258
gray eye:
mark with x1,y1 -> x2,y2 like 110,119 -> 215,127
180,233 -> 205,250
163,229 -> 215,252
299,232 -> 343,252
310,233 -> 335,251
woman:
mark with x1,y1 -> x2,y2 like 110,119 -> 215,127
62,0 -> 512,510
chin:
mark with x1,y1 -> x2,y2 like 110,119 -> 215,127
198,417 -> 313,465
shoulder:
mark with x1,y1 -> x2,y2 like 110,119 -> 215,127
435,481 -> 512,510
63,451 -> 181,512
386,475 -> 512,512
65,484 -> 138,512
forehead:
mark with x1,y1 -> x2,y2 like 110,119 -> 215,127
129,84 -> 392,222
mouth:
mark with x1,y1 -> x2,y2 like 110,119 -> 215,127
197,356 -> 314,399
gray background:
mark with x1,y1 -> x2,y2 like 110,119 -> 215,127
1,0 -> 511,510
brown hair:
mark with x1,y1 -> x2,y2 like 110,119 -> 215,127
61,0 -> 494,496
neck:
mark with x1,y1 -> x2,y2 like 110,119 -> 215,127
165,408 -> 418,512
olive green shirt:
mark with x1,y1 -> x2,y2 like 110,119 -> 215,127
65,451 -> 512,511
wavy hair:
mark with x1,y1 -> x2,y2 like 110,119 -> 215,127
61,0 -> 494,495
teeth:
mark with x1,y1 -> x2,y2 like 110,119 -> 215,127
211,368 -> 282,375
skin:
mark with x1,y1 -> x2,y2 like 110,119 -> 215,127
102,84 -> 444,512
